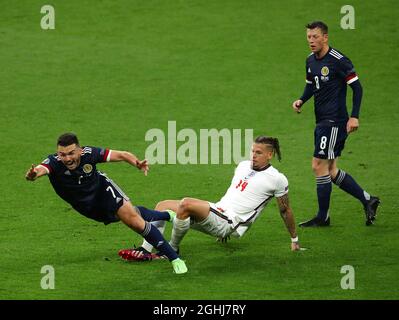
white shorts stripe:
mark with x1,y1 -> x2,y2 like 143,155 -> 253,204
109,179 -> 129,201
331,127 -> 338,159
100,172 -> 130,201
332,127 -> 338,159
328,127 -> 338,159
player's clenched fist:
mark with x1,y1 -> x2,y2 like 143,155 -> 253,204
292,99 -> 303,113
25,164 -> 37,181
136,159 -> 149,176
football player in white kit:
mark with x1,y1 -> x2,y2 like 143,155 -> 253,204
119,136 -> 300,262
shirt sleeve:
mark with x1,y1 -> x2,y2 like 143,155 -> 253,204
274,173 -> 289,198
38,155 -> 58,175
300,83 -> 314,103
305,61 -> 313,84
89,146 -> 111,164
338,56 -> 359,84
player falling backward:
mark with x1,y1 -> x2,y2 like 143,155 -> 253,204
25,132 -> 187,274
119,136 -> 301,262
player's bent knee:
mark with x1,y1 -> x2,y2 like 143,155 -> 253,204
180,197 -> 197,209
178,198 -> 193,218
312,164 -> 320,174
117,202 -> 145,232
179,198 -> 190,209
155,200 -> 172,211
155,200 -> 166,210
312,159 -> 321,171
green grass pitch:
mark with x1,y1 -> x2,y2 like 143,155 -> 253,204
0,0 -> 398,300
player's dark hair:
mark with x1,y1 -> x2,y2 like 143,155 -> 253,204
306,21 -> 328,34
57,132 -> 80,147
254,136 -> 281,161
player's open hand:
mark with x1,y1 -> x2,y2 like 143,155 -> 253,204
136,159 -> 149,176
347,117 -> 359,134
25,164 -> 37,181
292,100 -> 303,113
291,242 -> 300,251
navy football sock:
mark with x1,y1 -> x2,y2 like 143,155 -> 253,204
140,222 -> 178,261
332,170 -> 370,206
136,206 -> 171,222
316,175 -> 332,221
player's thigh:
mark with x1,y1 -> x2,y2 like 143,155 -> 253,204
179,197 -> 210,221
191,211 -> 233,238
155,200 -> 180,212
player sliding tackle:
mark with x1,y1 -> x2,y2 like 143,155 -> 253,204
119,136 -> 301,262
25,132 -> 187,274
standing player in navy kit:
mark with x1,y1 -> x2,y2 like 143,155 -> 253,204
25,132 -> 187,274
292,21 -> 380,227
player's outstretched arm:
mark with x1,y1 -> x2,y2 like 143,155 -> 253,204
25,164 -> 48,181
276,193 -> 300,251
109,150 -> 149,176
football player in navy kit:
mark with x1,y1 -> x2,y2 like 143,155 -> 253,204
25,132 -> 187,274
292,21 -> 380,227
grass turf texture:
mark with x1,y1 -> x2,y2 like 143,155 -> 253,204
0,0 -> 398,299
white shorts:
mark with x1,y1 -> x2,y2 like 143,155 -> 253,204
190,202 -> 239,238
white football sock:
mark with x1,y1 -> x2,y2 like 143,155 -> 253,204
169,217 -> 190,251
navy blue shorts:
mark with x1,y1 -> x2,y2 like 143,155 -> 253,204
314,123 -> 348,159
73,173 -> 130,225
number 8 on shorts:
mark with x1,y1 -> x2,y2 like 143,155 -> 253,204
313,123 -> 348,160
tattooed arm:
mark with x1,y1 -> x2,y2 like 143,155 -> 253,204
276,193 -> 300,251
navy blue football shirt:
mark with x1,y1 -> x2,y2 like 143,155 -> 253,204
39,146 -> 110,208
305,47 -> 359,124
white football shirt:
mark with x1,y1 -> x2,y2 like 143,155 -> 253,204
214,160 -> 289,236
